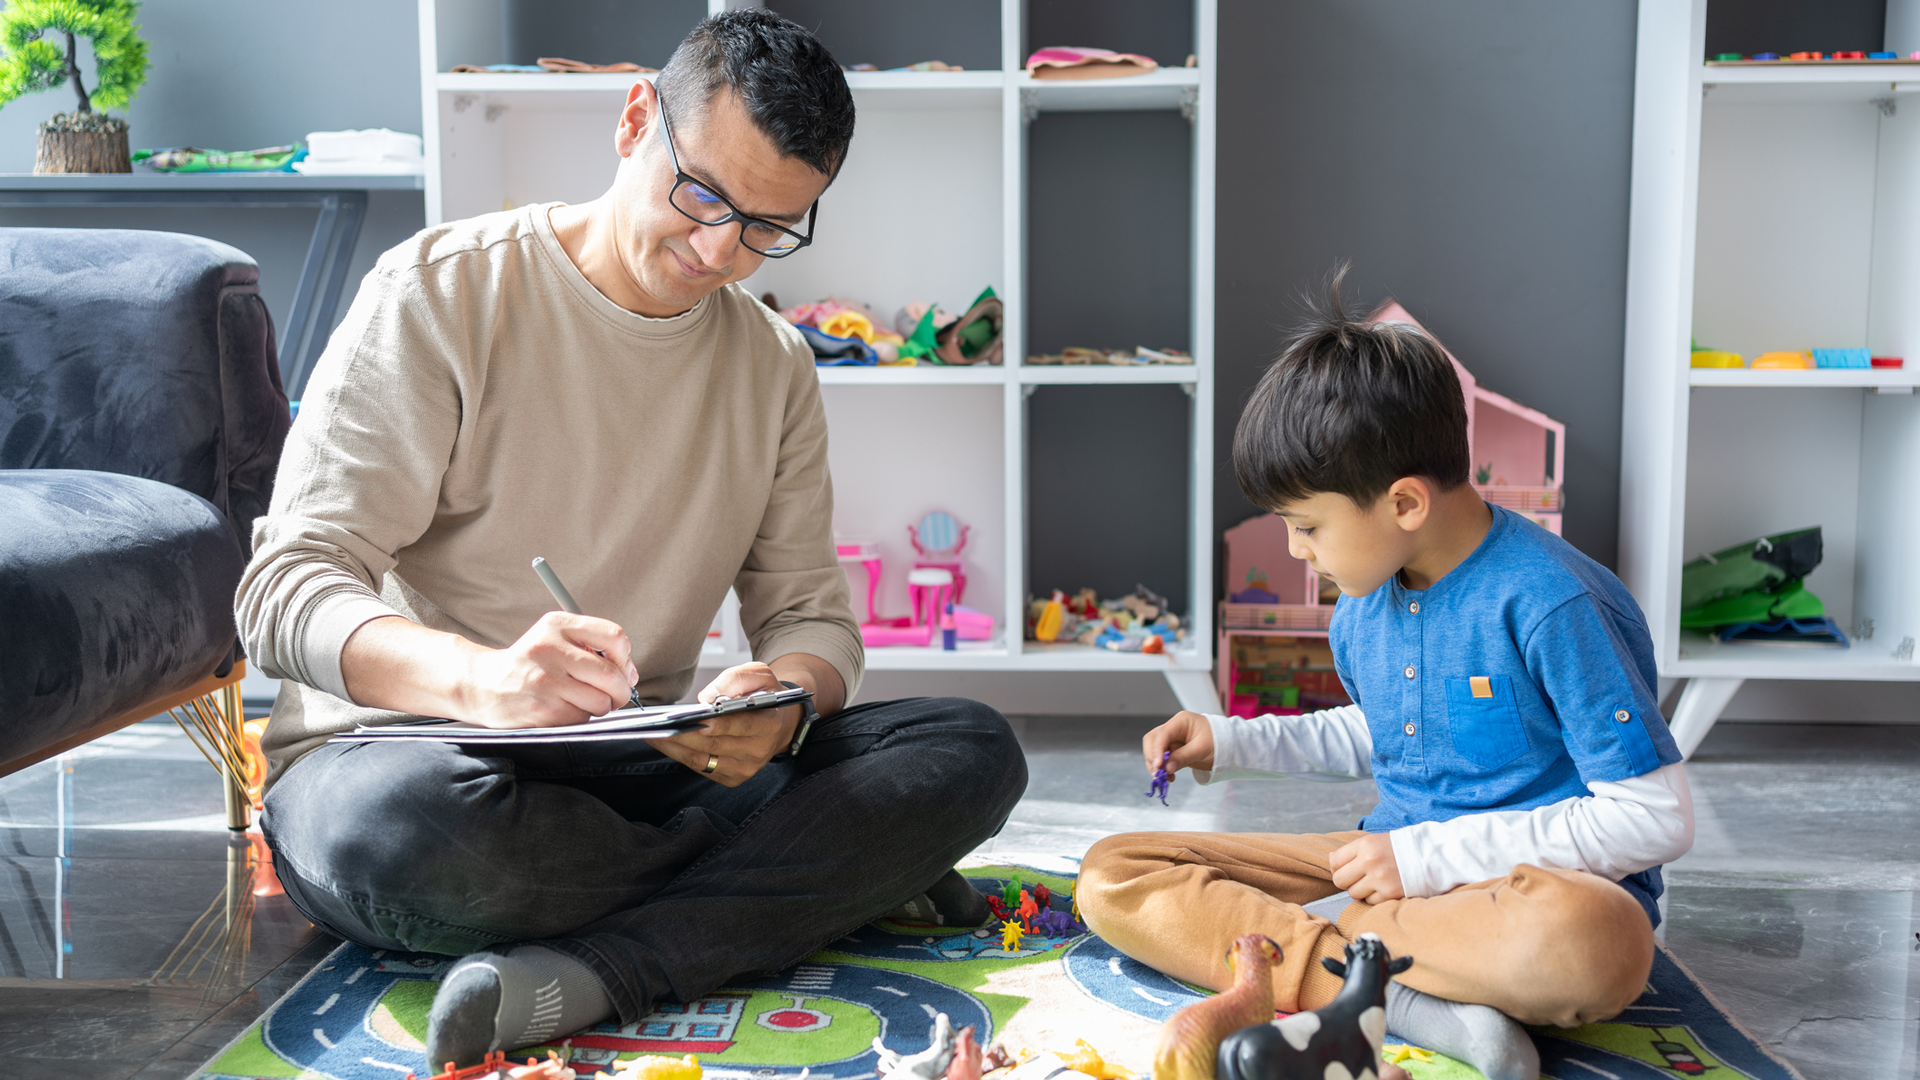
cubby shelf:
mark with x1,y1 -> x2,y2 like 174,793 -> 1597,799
419,0 -> 1221,712
1621,0 -> 1920,758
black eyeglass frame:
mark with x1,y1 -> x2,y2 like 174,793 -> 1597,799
655,91 -> 818,258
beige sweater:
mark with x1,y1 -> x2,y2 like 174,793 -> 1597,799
237,205 -> 863,786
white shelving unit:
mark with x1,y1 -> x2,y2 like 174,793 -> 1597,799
416,0 -> 1220,711
1620,0 -> 1920,756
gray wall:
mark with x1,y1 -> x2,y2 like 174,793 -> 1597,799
1214,0 -> 1640,570
0,0 -> 427,360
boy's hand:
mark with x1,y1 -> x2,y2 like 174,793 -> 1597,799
1143,711 -> 1216,774
1330,833 -> 1405,903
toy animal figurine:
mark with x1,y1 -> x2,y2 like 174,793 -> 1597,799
877,1012 -> 958,1080
1016,889 -> 1040,930
507,1052 -> 576,1079
1152,934 -> 1284,1080
1001,920 -> 1026,952
1148,751 -> 1173,805
1034,884 -> 1052,909
601,1055 -> 702,1080
1214,934 -> 1414,1080
986,894 -> 1010,921
1055,1039 -> 1139,1080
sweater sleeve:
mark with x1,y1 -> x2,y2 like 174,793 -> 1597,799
234,262 -> 464,700
1388,761 -> 1695,897
1192,705 -> 1375,784
732,353 -> 865,701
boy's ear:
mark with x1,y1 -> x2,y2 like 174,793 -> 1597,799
1387,476 -> 1433,534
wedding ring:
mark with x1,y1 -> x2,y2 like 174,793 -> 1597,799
703,754 -> 719,774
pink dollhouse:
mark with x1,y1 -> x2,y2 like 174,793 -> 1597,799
1216,300 -> 1566,715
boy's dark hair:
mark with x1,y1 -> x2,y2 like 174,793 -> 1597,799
1233,266 -> 1470,511
656,10 -> 856,179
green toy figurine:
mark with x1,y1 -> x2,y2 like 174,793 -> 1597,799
0,0 -> 150,173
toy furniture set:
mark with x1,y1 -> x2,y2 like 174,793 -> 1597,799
1216,301 -> 1567,716
0,227 -> 291,831
841,510 -> 994,649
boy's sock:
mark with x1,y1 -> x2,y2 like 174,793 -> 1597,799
884,868 -> 991,927
1384,981 -> 1539,1080
425,945 -> 612,1067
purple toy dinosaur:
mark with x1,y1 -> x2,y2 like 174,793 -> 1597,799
1148,750 -> 1172,805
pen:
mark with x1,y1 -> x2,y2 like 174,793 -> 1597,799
532,556 -> 642,709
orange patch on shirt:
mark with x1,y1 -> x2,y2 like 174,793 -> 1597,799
1470,676 -> 1493,699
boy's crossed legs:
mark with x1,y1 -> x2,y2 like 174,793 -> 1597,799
1078,831 -> 1654,1076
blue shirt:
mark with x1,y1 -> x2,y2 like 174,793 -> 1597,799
1330,506 -> 1683,920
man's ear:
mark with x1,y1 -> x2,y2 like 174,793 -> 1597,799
1388,476 -> 1433,534
614,78 -> 658,159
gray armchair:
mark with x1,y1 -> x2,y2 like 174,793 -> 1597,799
0,227 -> 293,827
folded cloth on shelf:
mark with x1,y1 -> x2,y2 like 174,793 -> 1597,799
1026,46 -> 1160,80
292,128 -> 424,176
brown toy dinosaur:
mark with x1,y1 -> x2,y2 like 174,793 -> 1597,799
1151,934 -> 1284,1080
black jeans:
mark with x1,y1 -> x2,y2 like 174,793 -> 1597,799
260,696 -> 1027,1024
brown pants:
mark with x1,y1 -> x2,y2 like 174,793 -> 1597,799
1077,831 -> 1654,1028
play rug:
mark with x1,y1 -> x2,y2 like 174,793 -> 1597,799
196,858 -> 1802,1080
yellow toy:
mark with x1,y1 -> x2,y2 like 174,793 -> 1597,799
1752,351 -> 1813,370
1000,921 -> 1025,952
1054,1039 -> 1138,1080
599,1054 -> 702,1080
1382,1044 -> 1435,1065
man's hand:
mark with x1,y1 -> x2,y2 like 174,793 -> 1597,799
654,661 -> 801,787
1143,710 -> 1216,776
340,613 -> 636,729
457,611 -> 638,728
1330,832 -> 1405,904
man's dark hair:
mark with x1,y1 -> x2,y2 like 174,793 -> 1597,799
1232,265 -> 1470,511
656,9 -> 856,178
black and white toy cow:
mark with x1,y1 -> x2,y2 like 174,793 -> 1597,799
1214,933 -> 1413,1080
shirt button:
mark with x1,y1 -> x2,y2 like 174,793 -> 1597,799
1409,601 -> 1420,614
1615,709 -> 1631,722
1404,723 -> 1416,736
1404,666 -> 1417,679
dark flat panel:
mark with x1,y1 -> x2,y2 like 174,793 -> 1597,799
774,0 -> 1001,71
1027,110 -> 1192,357
1029,0 -> 1195,68
1214,0 -> 1636,571
505,0 -> 709,69
1703,0 -> 1887,58
1027,386 -> 1190,615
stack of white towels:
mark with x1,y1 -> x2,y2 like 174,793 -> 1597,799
292,129 -> 425,175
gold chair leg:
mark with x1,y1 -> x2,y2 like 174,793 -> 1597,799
221,681 -> 249,831
166,664 -> 254,833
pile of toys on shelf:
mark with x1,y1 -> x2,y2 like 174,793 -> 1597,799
1691,343 -> 1904,371
1025,346 -> 1193,366
769,290 -> 1003,367
1026,46 -> 1197,81
1679,526 -> 1860,648
1024,585 -> 1185,653
1707,50 -> 1917,62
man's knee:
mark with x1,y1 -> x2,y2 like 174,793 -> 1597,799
907,696 -> 1028,819
1505,865 -> 1655,1023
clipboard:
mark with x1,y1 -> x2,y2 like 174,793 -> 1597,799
330,686 -> 810,746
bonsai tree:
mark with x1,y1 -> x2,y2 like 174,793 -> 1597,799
0,0 -> 149,173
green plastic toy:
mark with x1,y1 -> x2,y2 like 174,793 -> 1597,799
132,144 -> 306,172
1678,527 -> 1825,629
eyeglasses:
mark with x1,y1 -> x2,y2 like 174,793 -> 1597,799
655,91 -> 816,258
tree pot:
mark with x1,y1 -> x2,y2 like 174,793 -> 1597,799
35,114 -> 131,174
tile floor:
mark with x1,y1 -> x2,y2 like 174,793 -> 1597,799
0,716 -> 1914,1078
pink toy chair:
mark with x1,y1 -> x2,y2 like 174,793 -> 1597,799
835,539 -> 885,626
909,510 -> 970,605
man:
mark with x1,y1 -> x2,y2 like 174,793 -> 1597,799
236,11 -> 1025,1065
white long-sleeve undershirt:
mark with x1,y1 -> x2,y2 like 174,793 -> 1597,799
1191,707 -> 1695,898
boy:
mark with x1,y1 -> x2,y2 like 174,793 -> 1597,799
1077,282 -> 1692,1080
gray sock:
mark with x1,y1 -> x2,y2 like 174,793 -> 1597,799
425,945 -> 613,1067
1384,981 -> 1539,1080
